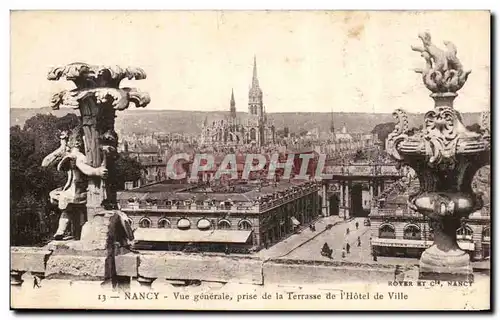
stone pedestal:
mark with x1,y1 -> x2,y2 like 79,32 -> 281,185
45,210 -> 134,283
419,245 -> 473,281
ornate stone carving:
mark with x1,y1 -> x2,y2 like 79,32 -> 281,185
49,87 -> 150,111
386,109 -> 409,161
386,33 -> 491,280
42,127 -> 108,240
47,63 -> 147,87
412,32 -> 471,94
38,62 -> 150,285
47,63 -> 151,219
480,111 -> 491,141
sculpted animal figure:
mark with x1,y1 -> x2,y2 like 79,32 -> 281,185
443,41 -> 463,72
411,32 -> 449,73
412,32 -> 472,93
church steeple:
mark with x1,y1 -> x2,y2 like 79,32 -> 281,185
330,109 -> 335,133
249,55 -> 263,116
252,55 -> 259,88
230,88 -> 236,118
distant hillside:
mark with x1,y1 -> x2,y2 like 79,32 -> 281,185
10,108 -> 483,135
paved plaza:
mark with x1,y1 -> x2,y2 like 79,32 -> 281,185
259,216 -> 420,266
259,215 -> 491,270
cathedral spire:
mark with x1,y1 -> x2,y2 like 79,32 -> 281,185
330,108 -> 335,133
230,88 -> 236,118
252,55 -> 259,88
249,55 -> 263,117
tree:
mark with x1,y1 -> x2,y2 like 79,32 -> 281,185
299,129 -> 308,137
407,125 -> 423,136
114,154 -> 143,190
466,123 -> 482,134
371,122 -> 396,149
275,129 -> 286,138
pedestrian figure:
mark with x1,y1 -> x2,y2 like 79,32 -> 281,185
224,245 -> 230,255
341,249 -> 346,259
373,255 -> 378,262
357,236 -> 361,247
346,228 -> 350,235
33,276 -> 41,289
346,243 -> 351,254
355,221 -> 359,230
265,241 -> 269,249
321,242 -> 331,257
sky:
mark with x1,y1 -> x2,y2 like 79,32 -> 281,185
10,10 -> 490,113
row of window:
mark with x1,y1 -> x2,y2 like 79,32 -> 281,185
138,217 -> 253,231
128,199 -> 234,207
378,224 -> 490,241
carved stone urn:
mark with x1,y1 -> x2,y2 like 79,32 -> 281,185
386,33 -> 490,280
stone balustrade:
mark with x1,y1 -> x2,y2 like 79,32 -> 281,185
10,249 -> 401,287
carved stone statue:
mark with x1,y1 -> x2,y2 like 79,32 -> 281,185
41,62 -> 150,285
411,31 -> 471,94
42,127 -> 108,240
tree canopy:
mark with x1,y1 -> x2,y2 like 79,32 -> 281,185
371,122 -> 396,149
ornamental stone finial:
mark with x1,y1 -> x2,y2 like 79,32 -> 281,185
412,32 -> 472,99
39,62 -> 150,285
385,34 -> 490,281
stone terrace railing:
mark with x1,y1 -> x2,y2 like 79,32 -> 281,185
10,248 -> 401,287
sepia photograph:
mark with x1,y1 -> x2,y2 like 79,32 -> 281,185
9,10 -> 491,310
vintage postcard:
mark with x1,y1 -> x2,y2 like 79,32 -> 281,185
10,10 -> 490,310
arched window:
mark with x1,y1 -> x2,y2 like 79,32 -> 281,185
139,217 -> 152,228
238,219 -> 253,231
456,225 -> 473,241
158,218 -> 171,228
482,227 -> 490,242
403,224 -> 421,240
218,219 -> 231,230
197,218 -> 211,230
177,218 -> 191,230
379,224 -> 396,239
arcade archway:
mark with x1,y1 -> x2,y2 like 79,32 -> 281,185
329,194 -> 339,215
350,183 -> 370,217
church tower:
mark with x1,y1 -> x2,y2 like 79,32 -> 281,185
330,109 -> 336,140
248,55 -> 263,117
230,88 -> 236,119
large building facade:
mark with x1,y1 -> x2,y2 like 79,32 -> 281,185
200,56 -> 276,147
117,180 -> 320,253
369,166 -> 491,261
